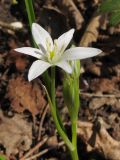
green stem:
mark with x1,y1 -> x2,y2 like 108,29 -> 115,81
51,68 -> 66,132
50,67 -> 74,151
51,67 -> 56,107
56,106 -> 66,132
71,120 -> 79,160
70,77 -> 80,160
72,120 -> 77,148
50,67 -> 80,159
70,149 -> 79,160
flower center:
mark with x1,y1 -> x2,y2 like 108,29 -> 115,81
45,38 -> 61,63
50,51 -> 55,60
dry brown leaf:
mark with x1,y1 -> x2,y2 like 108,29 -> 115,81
86,63 -> 101,76
6,50 -> 28,72
0,110 -> 32,156
90,78 -> 117,93
15,56 -> 28,72
79,14 -> 102,73
113,64 -> 120,77
77,119 -> 120,160
89,97 -> 120,110
8,38 -> 17,49
6,77 -> 46,117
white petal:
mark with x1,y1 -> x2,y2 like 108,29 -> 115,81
28,60 -> 51,81
57,29 -> 75,54
56,61 -> 72,73
32,23 -> 53,51
14,47 -> 43,59
62,47 -> 102,60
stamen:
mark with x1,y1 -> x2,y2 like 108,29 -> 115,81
53,39 -> 58,53
34,51 -> 43,56
46,38 -> 51,52
38,44 -> 46,54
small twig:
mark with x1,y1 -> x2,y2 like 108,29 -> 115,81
25,141 -> 65,160
0,20 -> 23,31
43,5 -> 63,15
25,149 -> 49,160
20,137 -> 48,160
38,104 -> 49,141
81,92 -> 120,98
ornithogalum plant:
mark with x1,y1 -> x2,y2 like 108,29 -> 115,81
15,22 -> 102,160
14,1 -> 102,160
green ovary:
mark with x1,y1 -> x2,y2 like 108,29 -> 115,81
50,51 -> 55,60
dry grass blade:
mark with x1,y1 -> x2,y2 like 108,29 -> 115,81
57,0 -> 84,29
20,137 -> 48,160
79,14 -> 101,47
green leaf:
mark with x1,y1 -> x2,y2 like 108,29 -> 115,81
110,11 -> 120,25
24,0 -> 35,29
100,0 -> 120,25
0,155 -> 6,160
100,0 -> 120,12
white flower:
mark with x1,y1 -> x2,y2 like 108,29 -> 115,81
15,23 -> 102,81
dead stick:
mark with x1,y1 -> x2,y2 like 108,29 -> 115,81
25,149 -> 49,160
38,104 -> 49,141
20,137 -> 48,160
81,92 -> 120,98
25,141 -> 65,160
0,21 -> 23,31
57,0 -> 83,29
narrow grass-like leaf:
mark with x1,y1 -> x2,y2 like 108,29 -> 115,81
24,0 -> 35,28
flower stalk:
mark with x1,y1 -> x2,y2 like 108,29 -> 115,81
45,74 -> 74,151
49,67 -> 79,160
